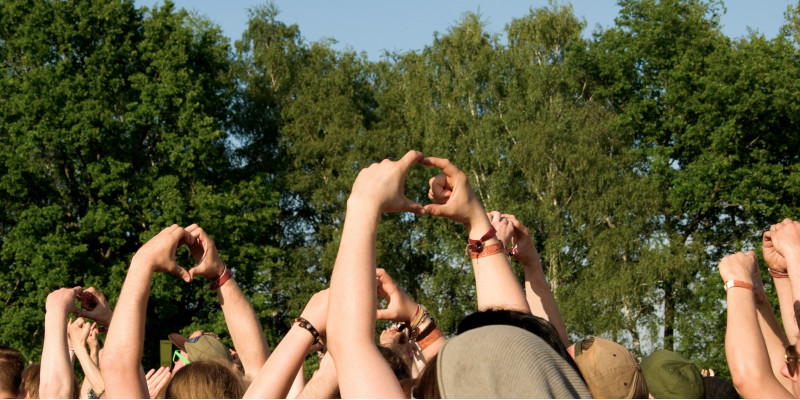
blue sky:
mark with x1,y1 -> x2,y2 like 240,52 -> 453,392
135,0 -> 795,61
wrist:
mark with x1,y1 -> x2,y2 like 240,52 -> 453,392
347,196 -> 382,216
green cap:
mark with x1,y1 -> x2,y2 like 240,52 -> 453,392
641,350 -> 705,398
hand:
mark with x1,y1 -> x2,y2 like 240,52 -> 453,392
375,268 -> 418,322
184,224 -> 225,281
488,211 -> 513,246
770,219 -> 800,263
68,317 -> 91,351
348,150 -> 426,215
422,156 -> 485,226
87,322 -> 100,355
145,366 -> 172,399
763,231 -> 788,273
46,287 -> 82,315
130,225 -> 193,282
77,287 -> 113,327
718,251 -> 758,285
701,368 -> 715,377
503,214 -> 540,266
300,289 -> 329,338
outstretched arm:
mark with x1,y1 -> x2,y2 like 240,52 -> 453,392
328,151 -> 425,398
185,224 -> 270,379
69,318 -> 105,398
101,225 -> 193,398
722,251 -> 792,398
423,158 -> 529,313
244,289 -> 328,399
40,287 -> 81,398
489,212 -> 568,347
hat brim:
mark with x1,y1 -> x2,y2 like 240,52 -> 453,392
168,333 -> 188,352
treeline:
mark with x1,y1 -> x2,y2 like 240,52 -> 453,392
2,0 -> 800,376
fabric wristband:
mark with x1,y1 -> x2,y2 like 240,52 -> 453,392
417,326 -> 444,351
207,265 -> 232,290
724,280 -> 753,292
770,268 -> 789,279
467,226 -> 497,252
469,242 -> 506,259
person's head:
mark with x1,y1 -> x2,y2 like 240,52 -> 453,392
413,325 -> 591,398
570,337 -> 648,398
378,344 -> 412,381
165,360 -> 244,399
19,364 -> 39,399
0,345 -> 24,398
456,309 -> 583,380
641,349 -> 705,398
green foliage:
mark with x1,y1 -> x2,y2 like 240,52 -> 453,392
2,0 -> 800,382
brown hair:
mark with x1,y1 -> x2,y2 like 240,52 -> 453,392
0,345 -> 24,396
411,353 -> 440,399
165,360 -> 244,399
19,363 -> 40,399
378,345 -> 412,381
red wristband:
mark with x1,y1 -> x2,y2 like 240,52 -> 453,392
207,265 -> 232,290
467,226 -> 496,252
469,242 -> 506,259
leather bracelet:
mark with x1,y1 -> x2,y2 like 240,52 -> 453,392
417,326 -> 444,351
469,242 -> 506,259
770,268 -> 789,279
413,318 -> 437,341
724,280 -> 753,292
207,265 -> 232,290
294,317 -> 321,345
467,226 -> 497,252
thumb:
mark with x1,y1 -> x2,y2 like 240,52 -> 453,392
376,308 -> 393,321
404,199 -> 426,215
172,264 -> 192,283
424,203 -> 447,217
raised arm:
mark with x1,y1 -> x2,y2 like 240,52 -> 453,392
721,251 -> 792,398
184,224 -> 270,379
69,318 -> 105,398
423,158 -> 529,313
489,212 -> 568,347
328,150 -> 425,398
765,227 -> 800,344
244,289 -> 327,399
40,287 -> 81,398
101,225 -> 193,398
77,287 -> 114,329
296,353 -> 339,399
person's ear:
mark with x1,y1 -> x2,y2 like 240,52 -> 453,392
781,363 -> 798,382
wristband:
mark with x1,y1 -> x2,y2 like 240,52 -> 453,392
470,242 -> 506,259
207,265 -> 232,290
417,326 -> 444,351
467,226 -> 497,252
770,268 -> 789,279
413,318 -> 437,341
724,280 -> 753,292
294,317 -> 321,345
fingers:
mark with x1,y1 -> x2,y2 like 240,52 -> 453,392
397,150 -> 424,172
145,368 -> 156,381
428,175 -> 452,204
423,156 -> 462,177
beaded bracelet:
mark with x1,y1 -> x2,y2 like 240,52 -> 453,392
294,317 -> 321,345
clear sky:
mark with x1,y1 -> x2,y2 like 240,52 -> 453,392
135,0 -> 795,61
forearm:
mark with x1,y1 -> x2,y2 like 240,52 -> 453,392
755,300 -> 794,392
40,311 -> 74,398
523,262 -> 568,347
296,359 -> 338,399
101,263 -> 152,398
327,201 -> 403,397
243,326 -> 314,399
726,288 -> 791,397
218,277 -> 270,377
74,346 -> 105,394
468,214 -> 529,313
777,272 -> 800,342
286,365 -> 306,399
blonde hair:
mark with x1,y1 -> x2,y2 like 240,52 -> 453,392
165,360 -> 244,399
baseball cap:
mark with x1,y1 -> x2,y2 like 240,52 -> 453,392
641,349 -> 705,398
169,332 -> 232,363
573,337 -> 649,398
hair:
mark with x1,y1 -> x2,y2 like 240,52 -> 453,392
165,360 -> 244,399
456,309 -> 585,382
411,353 -> 440,399
19,363 -> 40,399
0,345 -> 24,396
378,344 -> 412,381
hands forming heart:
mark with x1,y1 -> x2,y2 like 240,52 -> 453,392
129,224 -> 227,284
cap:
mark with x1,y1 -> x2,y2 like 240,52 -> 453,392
641,349 -> 705,398
573,337 -> 648,398
436,325 -> 592,398
168,332 -> 231,363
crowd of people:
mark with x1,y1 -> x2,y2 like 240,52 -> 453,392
0,150 -> 798,398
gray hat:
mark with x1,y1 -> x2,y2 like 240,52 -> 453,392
436,325 -> 592,398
